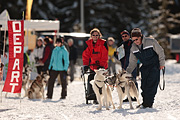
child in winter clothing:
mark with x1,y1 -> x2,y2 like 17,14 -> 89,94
47,38 -> 69,99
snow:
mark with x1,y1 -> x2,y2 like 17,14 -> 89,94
0,59 -> 180,120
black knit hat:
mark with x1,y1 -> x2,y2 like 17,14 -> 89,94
56,38 -> 62,43
131,28 -> 142,37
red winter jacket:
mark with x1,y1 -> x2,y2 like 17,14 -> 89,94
82,38 -> 108,71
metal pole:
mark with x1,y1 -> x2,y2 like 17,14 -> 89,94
80,0 -> 85,32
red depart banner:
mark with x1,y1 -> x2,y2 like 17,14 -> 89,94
3,20 -> 24,93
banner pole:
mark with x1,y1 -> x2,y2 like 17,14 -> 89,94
0,11 -> 8,103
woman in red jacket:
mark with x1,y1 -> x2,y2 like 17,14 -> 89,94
82,28 -> 108,104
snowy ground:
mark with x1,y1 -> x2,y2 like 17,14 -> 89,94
0,59 -> 180,120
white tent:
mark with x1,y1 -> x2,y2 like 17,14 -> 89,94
0,9 -> 60,31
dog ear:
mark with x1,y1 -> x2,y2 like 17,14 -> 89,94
94,69 -> 98,73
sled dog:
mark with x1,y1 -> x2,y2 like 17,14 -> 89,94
91,68 -> 115,110
40,71 -> 49,86
116,70 -> 140,109
5,65 -> 32,98
27,74 -> 46,99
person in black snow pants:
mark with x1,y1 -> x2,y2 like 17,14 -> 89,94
126,28 -> 165,108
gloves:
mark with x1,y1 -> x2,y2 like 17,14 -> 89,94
83,66 -> 89,72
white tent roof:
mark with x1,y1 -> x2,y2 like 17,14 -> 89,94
0,9 -> 60,31
24,20 -> 60,31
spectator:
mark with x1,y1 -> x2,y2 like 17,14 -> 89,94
61,37 -> 70,52
67,38 -> 78,82
82,28 -> 108,104
127,28 -> 165,108
0,37 -> 7,80
47,38 -> 69,99
115,30 -> 138,102
56,37 -> 70,86
32,37 -> 44,74
107,37 -> 116,75
39,37 -> 54,72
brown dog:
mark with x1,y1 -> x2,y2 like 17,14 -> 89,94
27,75 -> 46,99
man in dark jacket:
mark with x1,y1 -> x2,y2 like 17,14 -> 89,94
115,30 -> 138,101
127,28 -> 165,108
67,38 -> 77,82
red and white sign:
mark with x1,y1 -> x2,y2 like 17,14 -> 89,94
3,20 -> 24,93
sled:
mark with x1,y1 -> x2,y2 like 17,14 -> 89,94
81,66 -> 96,104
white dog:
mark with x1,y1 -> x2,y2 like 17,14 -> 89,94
91,68 -> 115,110
115,70 -> 140,109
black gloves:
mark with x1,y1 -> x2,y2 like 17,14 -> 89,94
83,66 -> 89,72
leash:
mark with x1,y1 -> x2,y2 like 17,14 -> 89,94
159,67 -> 165,91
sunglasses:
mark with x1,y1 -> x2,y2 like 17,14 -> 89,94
133,39 -> 139,41
92,35 -> 99,36
122,35 -> 127,38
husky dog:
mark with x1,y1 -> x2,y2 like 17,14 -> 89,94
91,68 -> 115,110
27,75 -> 46,99
5,65 -> 32,98
106,73 -> 117,91
22,65 -> 32,97
116,70 -> 140,109
41,71 -> 49,87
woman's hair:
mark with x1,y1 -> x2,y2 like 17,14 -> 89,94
44,37 -> 50,44
90,28 -> 102,38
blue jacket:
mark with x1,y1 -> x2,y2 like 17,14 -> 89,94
48,45 -> 69,71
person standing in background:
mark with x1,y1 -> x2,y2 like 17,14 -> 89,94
107,37 -> 116,75
56,36 -> 70,86
115,30 -> 138,102
67,38 -> 77,82
32,37 -> 44,74
47,38 -> 69,99
39,37 -> 54,72
61,37 -> 70,52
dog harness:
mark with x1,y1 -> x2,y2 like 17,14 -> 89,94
95,80 -> 107,95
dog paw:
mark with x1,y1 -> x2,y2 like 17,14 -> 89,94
96,107 -> 102,110
118,106 -> 122,109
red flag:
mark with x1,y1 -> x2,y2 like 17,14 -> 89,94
3,20 -> 24,93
